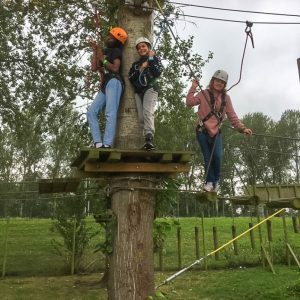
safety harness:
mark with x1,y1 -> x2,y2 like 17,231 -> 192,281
197,90 -> 226,132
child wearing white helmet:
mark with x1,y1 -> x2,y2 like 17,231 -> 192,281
128,37 -> 163,150
186,70 -> 252,192
87,27 -> 128,148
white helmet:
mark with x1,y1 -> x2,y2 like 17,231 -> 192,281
135,37 -> 152,49
212,70 -> 228,83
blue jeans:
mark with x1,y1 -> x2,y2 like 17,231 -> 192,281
196,131 -> 223,184
87,78 -> 122,146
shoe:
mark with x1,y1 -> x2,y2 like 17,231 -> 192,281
94,142 -> 103,148
214,182 -> 220,192
203,182 -> 214,192
143,133 -> 155,151
101,144 -> 111,149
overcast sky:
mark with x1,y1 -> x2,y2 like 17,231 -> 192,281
172,0 -> 300,121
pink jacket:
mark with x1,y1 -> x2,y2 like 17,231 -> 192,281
186,87 -> 245,137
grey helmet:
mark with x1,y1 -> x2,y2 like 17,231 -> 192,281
135,37 -> 152,49
212,70 -> 228,83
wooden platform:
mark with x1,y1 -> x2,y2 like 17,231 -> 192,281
71,148 -> 194,176
38,178 -> 81,194
243,184 -> 300,209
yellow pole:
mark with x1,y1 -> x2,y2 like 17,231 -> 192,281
156,208 -> 285,288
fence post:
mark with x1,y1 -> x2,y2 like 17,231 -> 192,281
177,227 -> 182,269
256,206 -> 265,268
71,216 -> 76,275
282,214 -> 291,267
231,225 -> 239,255
213,226 -> 219,260
201,211 -> 207,270
292,216 -> 299,233
195,226 -> 200,260
158,241 -> 164,271
249,223 -> 255,250
1,218 -> 10,279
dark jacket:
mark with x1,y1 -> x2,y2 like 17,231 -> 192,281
128,55 -> 163,94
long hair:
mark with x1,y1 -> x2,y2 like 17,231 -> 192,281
207,78 -> 227,94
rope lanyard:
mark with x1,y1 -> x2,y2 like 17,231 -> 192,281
227,21 -> 254,91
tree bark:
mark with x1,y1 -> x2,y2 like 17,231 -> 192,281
108,177 -> 156,300
107,3 -> 157,300
115,3 -> 153,149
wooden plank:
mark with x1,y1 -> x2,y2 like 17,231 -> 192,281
84,162 -> 191,173
159,153 -> 173,163
38,178 -> 81,194
107,152 -> 122,162
266,198 -> 300,209
78,150 -> 100,169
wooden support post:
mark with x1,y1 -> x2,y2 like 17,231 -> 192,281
266,219 -> 273,263
256,206 -> 265,268
177,227 -> 182,269
213,226 -> 219,260
231,225 -> 239,255
71,217 -> 76,275
292,216 -> 299,233
1,218 -> 9,279
282,214 -> 291,267
201,211 -> 207,270
195,226 -> 200,260
159,241 -> 164,272
249,223 -> 256,250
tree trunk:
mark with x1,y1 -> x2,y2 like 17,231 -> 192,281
115,3 -> 153,149
107,3 -> 157,299
108,177 -> 156,300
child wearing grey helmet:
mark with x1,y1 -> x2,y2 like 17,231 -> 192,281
128,37 -> 163,150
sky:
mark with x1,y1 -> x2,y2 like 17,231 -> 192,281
170,0 -> 300,121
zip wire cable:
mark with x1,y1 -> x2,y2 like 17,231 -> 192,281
156,207 -> 285,289
168,1 -> 300,18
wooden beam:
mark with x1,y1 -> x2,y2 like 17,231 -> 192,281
261,245 -> 276,274
159,153 -> 173,162
107,152 -> 122,162
38,178 -> 81,194
77,150 -> 100,170
196,192 -> 218,203
266,198 -> 300,209
287,243 -> 300,269
84,162 -> 191,173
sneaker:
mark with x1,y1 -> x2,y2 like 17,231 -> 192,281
143,133 -> 155,151
95,142 -> 103,148
203,182 -> 214,192
101,144 -> 111,149
214,182 -> 220,192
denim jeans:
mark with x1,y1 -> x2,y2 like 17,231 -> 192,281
87,78 -> 122,146
135,88 -> 158,136
196,131 -> 223,184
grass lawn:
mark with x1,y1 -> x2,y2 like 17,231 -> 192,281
0,216 -> 299,299
0,266 -> 299,299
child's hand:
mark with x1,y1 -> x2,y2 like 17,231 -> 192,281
191,79 -> 199,88
141,61 -> 149,69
